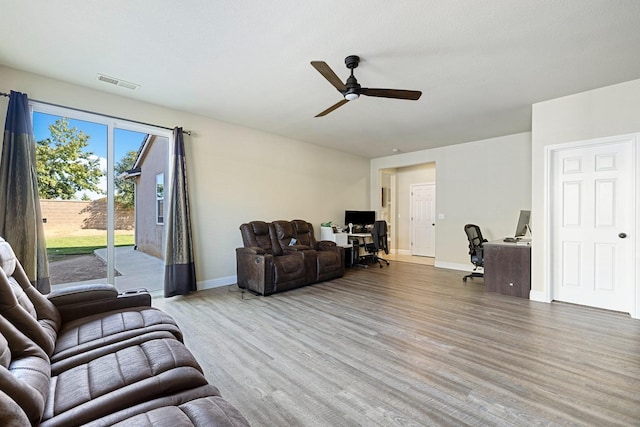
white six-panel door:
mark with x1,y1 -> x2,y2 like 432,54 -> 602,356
551,137 -> 635,313
410,183 -> 435,257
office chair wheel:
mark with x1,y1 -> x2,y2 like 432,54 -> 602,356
463,277 -> 467,282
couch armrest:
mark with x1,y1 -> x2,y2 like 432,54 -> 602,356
317,240 -> 337,250
47,283 -> 119,306
236,246 -> 266,255
283,245 -> 312,253
51,286 -> 152,324
236,248 -> 274,295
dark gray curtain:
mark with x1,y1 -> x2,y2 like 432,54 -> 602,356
164,127 -> 196,297
0,91 -> 50,293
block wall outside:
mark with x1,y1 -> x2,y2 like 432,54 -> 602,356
40,199 -> 134,232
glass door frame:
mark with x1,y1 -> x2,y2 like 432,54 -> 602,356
30,101 -> 172,285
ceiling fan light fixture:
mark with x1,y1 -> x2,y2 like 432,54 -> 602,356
311,55 -> 421,117
345,91 -> 359,101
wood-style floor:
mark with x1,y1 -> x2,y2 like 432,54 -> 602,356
152,262 -> 640,427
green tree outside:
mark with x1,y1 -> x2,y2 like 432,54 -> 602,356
36,118 -> 103,199
114,150 -> 138,209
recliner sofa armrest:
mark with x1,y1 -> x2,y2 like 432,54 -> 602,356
236,248 -> 275,295
47,283 -> 118,307
53,288 -> 152,324
236,246 -> 266,255
283,245 -> 312,253
317,240 -> 337,250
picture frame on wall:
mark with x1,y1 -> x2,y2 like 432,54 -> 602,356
381,187 -> 390,207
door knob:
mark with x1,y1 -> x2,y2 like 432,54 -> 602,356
618,232 -> 627,239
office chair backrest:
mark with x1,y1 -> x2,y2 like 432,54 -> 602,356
371,220 -> 389,254
464,224 -> 486,266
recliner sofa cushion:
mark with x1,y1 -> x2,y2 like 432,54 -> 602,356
50,330 -> 178,376
110,396 -> 250,427
41,338 -> 209,426
84,384 -> 248,427
292,219 -> 345,282
0,389 -> 32,427
0,315 -> 51,425
271,220 -> 303,251
52,306 -> 182,363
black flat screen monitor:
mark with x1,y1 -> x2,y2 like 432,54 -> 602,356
345,210 -> 375,227
514,210 -> 531,238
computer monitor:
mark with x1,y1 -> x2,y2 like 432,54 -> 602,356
514,210 -> 531,238
344,210 -> 375,227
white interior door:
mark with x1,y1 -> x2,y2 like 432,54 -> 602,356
551,137 -> 635,313
410,183 -> 435,257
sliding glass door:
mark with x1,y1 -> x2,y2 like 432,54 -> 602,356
32,103 -> 170,291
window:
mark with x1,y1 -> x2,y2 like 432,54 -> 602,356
156,173 -> 164,225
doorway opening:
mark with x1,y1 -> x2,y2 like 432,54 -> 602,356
380,162 -> 436,266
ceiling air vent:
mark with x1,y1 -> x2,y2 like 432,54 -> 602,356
97,73 -> 139,90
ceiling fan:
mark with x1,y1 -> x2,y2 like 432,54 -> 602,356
310,55 -> 422,117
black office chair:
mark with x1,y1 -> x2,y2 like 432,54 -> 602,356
363,220 -> 390,268
463,224 -> 487,282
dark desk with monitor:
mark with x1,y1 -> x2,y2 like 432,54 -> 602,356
483,240 -> 531,299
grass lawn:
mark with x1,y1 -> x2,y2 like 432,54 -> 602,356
47,234 -> 135,262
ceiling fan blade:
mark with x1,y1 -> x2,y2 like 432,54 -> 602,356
315,99 -> 349,117
360,88 -> 422,100
311,61 -> 347,92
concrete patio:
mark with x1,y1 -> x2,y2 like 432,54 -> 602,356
53,246 -> 164,293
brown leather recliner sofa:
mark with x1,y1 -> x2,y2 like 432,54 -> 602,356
236,220 -> 345,296
0,237 -> 249,427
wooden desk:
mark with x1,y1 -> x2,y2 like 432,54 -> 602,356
483,240 -> 531,299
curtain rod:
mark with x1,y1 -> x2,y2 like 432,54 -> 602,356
0,91 -> 191,135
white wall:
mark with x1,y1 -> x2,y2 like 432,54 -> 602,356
531,78 -> 640,303
0,65 -> 370,289
371,132 -> 532,270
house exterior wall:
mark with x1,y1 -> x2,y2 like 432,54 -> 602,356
134,136 -> 168,258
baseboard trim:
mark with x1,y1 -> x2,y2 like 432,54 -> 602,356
434,261 -> 478,272
198,275 -> 237,291
529,289 -> 551,303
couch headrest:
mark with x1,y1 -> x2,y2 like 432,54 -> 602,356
240,221 -> 276,254
0,267 -> 57,356
250,221 -> 269,236
291,220 -> 310,234
0,238 -> 17,279
0,315 -> 51,425
0,238 -> 59,356
272,221 -> 295,241
0,333 -> 10,369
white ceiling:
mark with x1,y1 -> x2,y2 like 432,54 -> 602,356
2,1 -> 640,158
